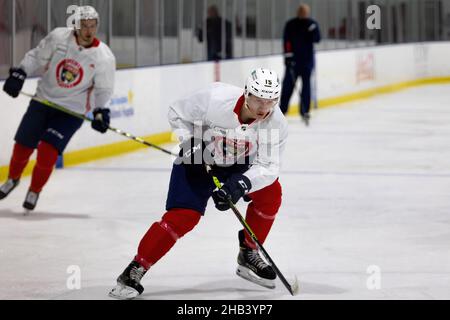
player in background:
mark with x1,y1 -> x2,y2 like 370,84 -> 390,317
109,68 -> 288,299
0,6 -> 116,211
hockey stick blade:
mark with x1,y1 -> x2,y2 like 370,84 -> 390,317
289,275 -> 300,296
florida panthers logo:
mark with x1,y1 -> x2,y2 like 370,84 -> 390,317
212,126 -> 257,166
56,59 -> 84,88
215,137 -> 251,159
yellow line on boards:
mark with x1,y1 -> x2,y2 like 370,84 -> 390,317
0,132 -> 174,181
287,76 -> 450,116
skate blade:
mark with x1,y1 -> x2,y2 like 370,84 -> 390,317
23,209 -> 32,216
290,276 -> 300,296
236,265 -> 276,289
108,284 -> 140,300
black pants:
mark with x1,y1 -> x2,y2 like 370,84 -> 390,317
280,64 -> 313,116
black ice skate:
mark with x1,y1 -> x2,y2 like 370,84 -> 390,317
23,190 -> 39,211
0,179 -> 20,200
109,261 -> 147,299
301,113 -> 310,126
236,230 -> 276,289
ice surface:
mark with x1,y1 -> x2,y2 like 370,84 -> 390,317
1,84 -> 449,300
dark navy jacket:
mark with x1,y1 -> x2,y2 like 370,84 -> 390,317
283,17 -> 321,68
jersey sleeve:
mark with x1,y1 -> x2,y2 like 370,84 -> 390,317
310,19 -> 321,43
94,51 -> 116,108
168,86 -> 211,142
243,116 -> 288,192
18,28 -> 60,75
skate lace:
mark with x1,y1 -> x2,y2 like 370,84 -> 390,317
246,250 -> 268,270
130,266 -> 145,282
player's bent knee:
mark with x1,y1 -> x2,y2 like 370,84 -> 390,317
250,180 -> 282,214
37,141 -> 59,167
160,208 -> 201,239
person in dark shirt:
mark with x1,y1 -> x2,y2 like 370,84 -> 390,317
197,5 -> 233,61
279,4 -> 321,125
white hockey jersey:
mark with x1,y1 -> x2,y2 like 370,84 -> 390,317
168,82 -> 289,192
19,27 -> 116,114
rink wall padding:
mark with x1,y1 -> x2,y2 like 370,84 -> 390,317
1,41 -> 450,180
0,132 -> 173,181
285,75 -> 450,116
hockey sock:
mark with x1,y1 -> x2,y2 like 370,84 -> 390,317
29,141 -> 59,193
8,143 -> 34,180
135,208 -> 201,269
243,180 -> 282,249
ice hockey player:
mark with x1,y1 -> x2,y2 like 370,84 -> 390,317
109,68 -> 288,299
0,6 -> 116,211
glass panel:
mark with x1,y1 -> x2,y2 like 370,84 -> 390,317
138,0 -> 160,66
4,0 -> 446,72
399,1 -> 409,43
424,0 -> 438,40
14,0 -> 48,73
111,0 -> 136,68
411,0 -> 422,42
223,0 -> 234,59
179,0 -> 194,63
256,0 -> 272,55
335,0 -> 349,48
272,0 -> 286,54
233,0 -> 245,58
0,0 -> 12,78
314,0 -> 331,50
244,0 -> 256,56
344,0 -> 358,48
328,0 -> 339,49
443,0 -> 450,40
161,0 -> 178,64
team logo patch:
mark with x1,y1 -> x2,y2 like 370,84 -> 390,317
56,59 -> 84,88
210,126 -> 258,166
213,136 -> 253,164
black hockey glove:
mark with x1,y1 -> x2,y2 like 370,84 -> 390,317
176,137 -> 214,177
3,68 -> 27,98
212,174 -> 252,211
285,57 -> 295,67
178,137 -> 206,165
284,51 -> 296,68
91,107 -> 111,134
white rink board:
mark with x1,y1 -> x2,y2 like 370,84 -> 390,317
1,42 -> 450,166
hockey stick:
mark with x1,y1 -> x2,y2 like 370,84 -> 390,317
283,52 -> 297,92
206,165 -> 299,296
20,92 -> 178,157
312,67 -> 318,110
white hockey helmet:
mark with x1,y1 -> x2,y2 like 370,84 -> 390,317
244,68 -> 281,100
75,5 -> 100,28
